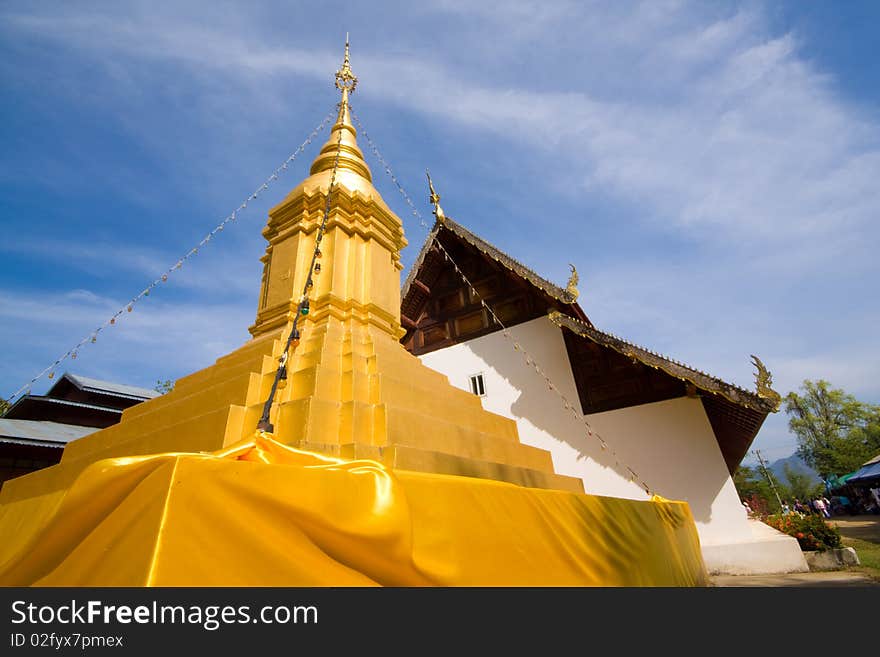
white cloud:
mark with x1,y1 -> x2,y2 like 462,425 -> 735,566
0,287 -> 253,398
0,236 -> 264,297
2,1 -> 879,462
10,2 -> 876,257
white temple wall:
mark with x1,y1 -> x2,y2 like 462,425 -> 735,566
418,316 -> 753,546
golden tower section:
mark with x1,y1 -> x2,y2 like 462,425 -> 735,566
239,45 -> 582,492
0,42 -> 583,516
249,99 -> 407,339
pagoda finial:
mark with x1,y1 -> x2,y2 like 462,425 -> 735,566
426,169 -> 446,224
335,34 -> 358,99
308,35 -> 372,180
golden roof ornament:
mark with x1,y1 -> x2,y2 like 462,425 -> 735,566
308,36 -> 372,180
335,33 -> 358,97
426,169 -> 446,224
564,264 -> 579,302
750,354 -> 782,411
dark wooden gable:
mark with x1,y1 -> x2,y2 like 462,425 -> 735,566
561,329 -> 688,415
401,228 -> 582,356
399,222 -> 771,475
701,394 -> 766,473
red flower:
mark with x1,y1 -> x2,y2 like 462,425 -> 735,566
796,532 -> 804,539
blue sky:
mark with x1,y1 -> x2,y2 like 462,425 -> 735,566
2,1 -> 879,466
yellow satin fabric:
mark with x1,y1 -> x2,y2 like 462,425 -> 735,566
0,433 -> 707,586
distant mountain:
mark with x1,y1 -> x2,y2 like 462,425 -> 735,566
767,453 -> 822,486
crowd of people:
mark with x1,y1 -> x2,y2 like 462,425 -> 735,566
741,486 -> 880,518
776,488 -> 880,517
777,497 -> 831,517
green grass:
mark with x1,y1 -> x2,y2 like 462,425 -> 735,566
841,536 -> 880,581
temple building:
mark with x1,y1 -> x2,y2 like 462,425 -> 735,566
400,215 -> 807,574
0,373 -> 158,484
0,44 -> 756,585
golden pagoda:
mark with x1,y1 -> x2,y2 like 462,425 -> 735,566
0,42 -> 707,586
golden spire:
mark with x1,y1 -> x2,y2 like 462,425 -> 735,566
426,169 -> 445,223
309,35 -> 372,181
335,33 -> 358,99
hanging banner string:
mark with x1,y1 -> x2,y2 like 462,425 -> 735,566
4,110 -> 336,406
350,106 -> 655,497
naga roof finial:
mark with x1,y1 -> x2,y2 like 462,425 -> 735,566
564,264 -> 579,303
750,354 -> 782,411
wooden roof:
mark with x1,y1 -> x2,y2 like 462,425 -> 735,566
401,218 -> 590,355
548,311 -> 776,414
403,217 -> 581,309
400,217 -> 777,474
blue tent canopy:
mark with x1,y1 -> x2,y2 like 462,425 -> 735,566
848,460 -> 880,485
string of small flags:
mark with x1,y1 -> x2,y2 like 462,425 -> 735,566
351,106 -> 655,497
4,111 -> 336,406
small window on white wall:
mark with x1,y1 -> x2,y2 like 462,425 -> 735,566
469,373 -> 486,396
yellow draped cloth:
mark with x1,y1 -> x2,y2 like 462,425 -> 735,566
0,433 -> 707,586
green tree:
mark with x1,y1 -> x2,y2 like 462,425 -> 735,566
733,465 -> 787,515
782,463 -> 823,502
784,380 -> 880,479
154,379 -> 174,394
0,398 -> 9,417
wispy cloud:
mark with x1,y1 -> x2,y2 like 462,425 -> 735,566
0,287 -> 253,396
0,236 -> 263,296
7,3 -> 877,255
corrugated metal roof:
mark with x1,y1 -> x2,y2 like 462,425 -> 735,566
64,373 -> 161,400
16,396 -> 123,414
0,437 -> 68,449
0,419 -> 96,444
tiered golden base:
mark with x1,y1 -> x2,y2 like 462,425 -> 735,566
1,313 -> 581,516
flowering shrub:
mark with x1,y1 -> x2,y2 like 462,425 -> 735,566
764,513 -> 842,552
744,493 -> 773,517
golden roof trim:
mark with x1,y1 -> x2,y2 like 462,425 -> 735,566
444,217 -> 578,303
401,221 -> 442,301
402,216 -> 578,304
547,310 -> 778,414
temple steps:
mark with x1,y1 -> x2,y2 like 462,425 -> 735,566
62,405 -> 247,465
291,440 -> 583,493
381,404 -> 554,472
278,363 -> 516,441
270,397 -> 552,473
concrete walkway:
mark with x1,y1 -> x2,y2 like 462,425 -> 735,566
710,571 -> 879,587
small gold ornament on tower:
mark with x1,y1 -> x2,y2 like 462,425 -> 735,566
426,169 -> 445,224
